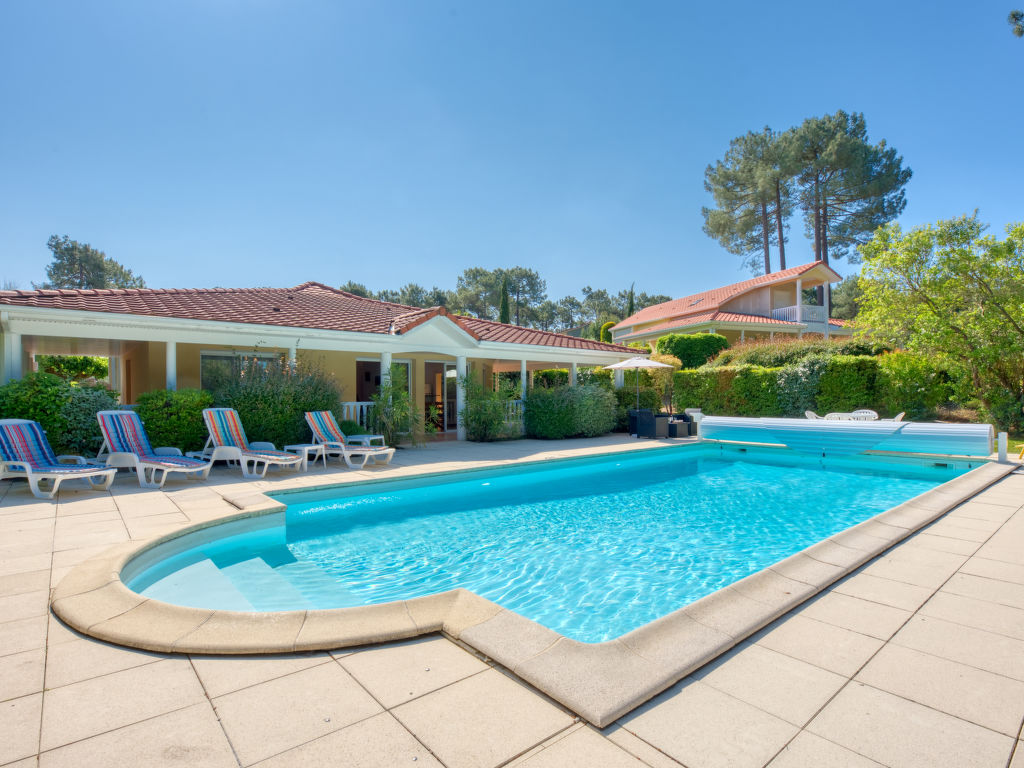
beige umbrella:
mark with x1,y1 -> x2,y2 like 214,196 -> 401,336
604,356 -> 674,412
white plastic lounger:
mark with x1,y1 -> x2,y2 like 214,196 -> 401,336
96,410 -> 212,489
189,408 -> 304,479
0,419 -> 117,499
304,410 -> 395,469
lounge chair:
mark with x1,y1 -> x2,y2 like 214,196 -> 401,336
881,412 -> 906,423
851,409 -> 879,421
805,411 -> 822,420
189,408 -> 304,479
0,419 -> 117,499
96,410 -> 212,489
304,410 -> 395,469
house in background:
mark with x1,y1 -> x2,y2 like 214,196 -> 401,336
611,262 -> 852,348
0,282 -> 639,440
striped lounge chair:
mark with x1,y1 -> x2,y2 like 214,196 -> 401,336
304,410 -> 395,469
0,419 -> 117,499
190,408 -> 303,479
96,410 -> 212,489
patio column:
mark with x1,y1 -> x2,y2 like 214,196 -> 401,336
380,350 -> 392,386
288,344 -> 297,370
740,330 -> 745,342
165,341 -> 177,391
569,361 -> 577,387
795,278 -> 803,322
614,369 -> 624,389
823,283 -> 831,339
455,355 -> 467,440
520,359 -> 527,400
2,330 -> 23,381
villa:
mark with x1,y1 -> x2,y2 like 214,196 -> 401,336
611,261 -> 853,347
0,281 -> 638,439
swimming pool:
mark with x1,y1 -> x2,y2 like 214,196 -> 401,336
123,444 -> 975,642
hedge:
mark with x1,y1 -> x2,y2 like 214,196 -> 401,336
613,387 -> 662,430
672,353 -> 947,419
655,333 -> 729,368
707,337 -> 888,368
134,389 -> 214,453
524,385 -> 617,439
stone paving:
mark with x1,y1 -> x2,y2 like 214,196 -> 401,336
1,436 -> 1023,767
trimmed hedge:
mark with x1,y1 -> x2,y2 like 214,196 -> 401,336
524,385 -> 617,439
655,333 -> 729,368
816,356 -> 878,414
613,387 -> 662,430
707,337 -> 888,368
134,388 -> 214,453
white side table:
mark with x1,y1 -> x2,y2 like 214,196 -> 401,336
345,434 -> 387,448
283,443 -> 326,471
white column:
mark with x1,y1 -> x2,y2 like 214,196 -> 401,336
823,283 -> 831,339
795,278 -> 803,322
165,341 -> 177,391
288,344 -> 297,369
740,330 -> 745,342
455,355 -> 467,440
380,350 -> 392,386
2,330 -> 23,382
520,359 -> 527,400
569,361 -> 577,387
614,369 -> 624,389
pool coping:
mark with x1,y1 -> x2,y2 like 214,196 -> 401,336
50,449 -> 1019,728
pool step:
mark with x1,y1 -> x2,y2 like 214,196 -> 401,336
274,561 -> 364,609
142,559 -> 255,612
219,557 -> 313,611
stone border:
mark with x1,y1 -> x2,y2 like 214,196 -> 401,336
51,452 -> 1018,727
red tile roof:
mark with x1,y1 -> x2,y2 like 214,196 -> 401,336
611,261 -> 841,331
0,281 -> 635,354
616,310 -> 849,341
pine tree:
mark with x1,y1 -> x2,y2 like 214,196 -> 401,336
498,275 -> 511,324
38,235 -> 145,289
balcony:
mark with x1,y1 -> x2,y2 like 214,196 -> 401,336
772,304 -> 827,324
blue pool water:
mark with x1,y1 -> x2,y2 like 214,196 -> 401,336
126,445 -> 973,642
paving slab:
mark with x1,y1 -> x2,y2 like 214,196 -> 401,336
0,647 -> 45,702
795,590 -> 912,640
806,681 -> 1013,768
753,615 -> 884,677
190,651 -> 332,698
0,693 -> 42,765
510,724 -> 645,767
767,731 -> 884,767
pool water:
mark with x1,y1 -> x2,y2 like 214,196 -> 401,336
127,445 -> 971,642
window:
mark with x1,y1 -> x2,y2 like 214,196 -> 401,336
200,351 -> 279,391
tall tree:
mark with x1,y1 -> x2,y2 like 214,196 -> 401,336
626,283 -> 635,317
1010,10 -> 1024,36
556,296 -> 584,328
788,111 -> 911,268
38,235 -> 145,289
502,266 -> 546,326
338,280 -> 371,297
830,274 -> 863,320
498,275 -> 511,323
702,128 -> 793,275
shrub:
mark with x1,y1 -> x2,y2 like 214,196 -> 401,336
707,337 -> 889,368
613,387 -> 661,430
600,321 -> 616,342
983,389 -> 1024,433
655,333 -> 729,368
775,354 -> 831,416
648,354 -> 681,412
672,367 -> 740,414
875,352 -> 950,420
534,369 -> 569,388
0,373 -> 118,455
817,355 -> 879,413
60,386 -> 120,455
366,364 -> 430,446
214,358 -> 343,447
135,389 -> 214,452
337,420 -> 368,436
727,365 -> 780,416
460,376 -> 520,442
524,385 -> 616,439
36,355 -> 109,381
578,367 -> 613,388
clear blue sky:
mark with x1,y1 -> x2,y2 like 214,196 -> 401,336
1,0 -> 1020,302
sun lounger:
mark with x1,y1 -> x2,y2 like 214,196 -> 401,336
304,410 -> 395,469
189,408 -> 304,479
0,419 -> 117,499
96,410 -> 212,489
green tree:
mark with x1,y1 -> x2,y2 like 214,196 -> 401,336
702,127 -> 793,275
503,267 -> 546,325
857,214 -> 1024,430
626,283 -> 635,317
1010,10 -> 1023,36
378,283 -> 452,308
498,275 -> 511,323
830,275 -> 863,320
789,111 -> 911,268
35,355 -> 108,381
454,267 -> 502,319
338,281 -> 371,297
600,321 -> 616,342
38,235 -> 145,289
556,296 -> 583,329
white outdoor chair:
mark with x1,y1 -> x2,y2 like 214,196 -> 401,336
850,409 -> 879,421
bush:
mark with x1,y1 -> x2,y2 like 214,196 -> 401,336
875,352 -> 950,420
460,376 -> 520,442
775,354 -> 831,416
655,333 -> 729,368
524,385 -> 616,439
982,389 -> 1024,433
672,367 -> 739,414
578,367 -> 613,388
533,369 -> 569,388
0,373 -> 118,456
36,355 -> 109,381
817,355 -> 879,413
613,387 -> 661,430
727,365 -> 780,416
600,321 -> 616,342
213,358 -> 343,447
707,337 -> 889,368
61,386 -> 120,456
337,420 -> 368,437
134,389 -> 214,452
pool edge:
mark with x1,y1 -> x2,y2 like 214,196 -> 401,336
50,456 -> 1019,728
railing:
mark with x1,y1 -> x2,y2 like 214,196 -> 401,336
505,399 -> 524,431
771,304 -> 827,324
340,401 -> 373,427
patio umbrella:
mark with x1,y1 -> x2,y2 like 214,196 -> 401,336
604,356 -> 674,412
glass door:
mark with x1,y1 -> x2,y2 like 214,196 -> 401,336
444,364 -> 458,431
